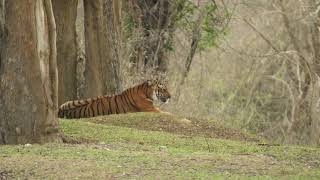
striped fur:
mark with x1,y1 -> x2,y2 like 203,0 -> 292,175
58,80 -> 171,119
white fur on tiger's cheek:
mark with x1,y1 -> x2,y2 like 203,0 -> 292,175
165,98 -> 170,104
152,91 -> 158,101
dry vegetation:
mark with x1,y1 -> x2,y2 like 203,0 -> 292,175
121,0 -> 320,145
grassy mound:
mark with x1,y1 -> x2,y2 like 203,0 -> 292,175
73,112 -> 259,142
0,113 -> 320,179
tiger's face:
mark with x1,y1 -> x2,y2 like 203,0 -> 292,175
147,80 -> 171,103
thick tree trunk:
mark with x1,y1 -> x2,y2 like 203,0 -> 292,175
0,0 -> 60,144
83,0 -> 121,97
0,0 -> 4,70
52,0 -> 121,104
75,0 -> 86,99
52,0 -> 78,104
104,0 -> 122,92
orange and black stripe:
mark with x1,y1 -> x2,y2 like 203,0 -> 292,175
58,82 -> 151,119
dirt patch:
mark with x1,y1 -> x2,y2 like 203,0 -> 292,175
186,117 -> 260,142
74,113 -> 261,142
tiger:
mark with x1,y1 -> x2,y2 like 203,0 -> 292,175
58,79 -> 171,119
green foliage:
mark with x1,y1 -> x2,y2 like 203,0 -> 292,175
163,37 -> 175,52
174,0 -> 197,30
174,1 -> 230,50
198,3 -> 228,50
122,13 -> 135,39
122,0 -> 230,52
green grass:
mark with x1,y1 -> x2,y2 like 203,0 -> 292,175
0,113 -> 320,179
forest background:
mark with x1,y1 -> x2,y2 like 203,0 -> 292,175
0,0 -> 320,145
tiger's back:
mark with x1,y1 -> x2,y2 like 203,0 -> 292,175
58,94 -> 137,119
58,80 -> 171,119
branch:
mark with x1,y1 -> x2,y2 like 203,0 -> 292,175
278,1 -> 301,53
267,75 -> 296,127
243,18 -> 279,52
175,8 -> 205,101
277,0 -> 313,100
181,10 -> 205,85
243,16 -> 314,98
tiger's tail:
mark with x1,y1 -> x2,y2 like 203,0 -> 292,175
58,98 -> 96,119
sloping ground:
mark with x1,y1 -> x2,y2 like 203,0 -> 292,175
73,112 -> 260,142
0,113 -> 320,179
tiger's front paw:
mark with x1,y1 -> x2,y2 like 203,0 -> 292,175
160,111 -> 173,116
179,118 -> 192,124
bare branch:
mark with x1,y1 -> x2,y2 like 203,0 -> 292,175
243,18 -> 279,52
181,9 -> 205,84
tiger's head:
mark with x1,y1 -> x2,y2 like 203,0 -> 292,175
146,79 -> 171,103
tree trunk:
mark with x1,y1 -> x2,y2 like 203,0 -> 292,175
52,0 -> 78,104
0,0 -> 5,70
53,0 -> 121,102
82,0 -> 121,97
0,0 -> 60,144
75,0 -> 86,99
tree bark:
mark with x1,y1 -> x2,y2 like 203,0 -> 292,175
75,0 -> 86,99
0,0 -> 60,144
83,0 -> 121,97
0,0 -> 4,70
52,0 -> 121,103
52,0 -> 78,104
